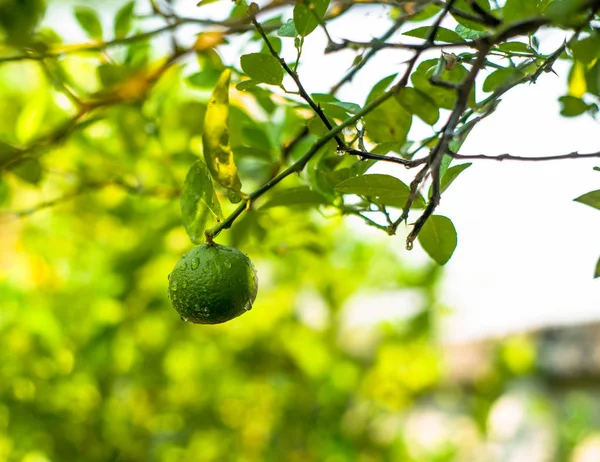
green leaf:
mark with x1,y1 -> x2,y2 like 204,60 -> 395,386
395,87 -> 439,125
451,0 -> 492,30
410,4 -> 442,22
260,187 -> 327,209
0,141 -> 20,169
74,7 -> 103,40
559,95 -> 590,117
430,163 -> 472,197
293,0 -> 329,37
235,79 -> 260,92
503,0 -> 540,22
325,101 -> 361,114
181,160 -> 223,244
455,24 -> 487,40
403,26 -> 464,43
441,163 -> 471,194
97,64 -> 131,88
197,0 -> 222,6
496,41 -> 533,53
241,126 -> 272,151
595,256 -> 600,279
411,60 -> 460,109
570,33 -> 600,65
335,174 -> 407,197
417,215 -> 457,265
335,174 -> 425,208
585,60 -> 600,97
187,70 -> 223,89
278,18 -> 297,37
438,154 -> 453,182
15,93 -> 47,144
240,53 -> 284,86
482,67 -> 523,93
574,190 -> 600,211
203,69 -> 243,196
363,98 -> 412,144
0,178 -> 10,206
114,2 -> 134,39
10,158 -> 43,185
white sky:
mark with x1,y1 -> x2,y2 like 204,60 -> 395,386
47,1 -> 600,341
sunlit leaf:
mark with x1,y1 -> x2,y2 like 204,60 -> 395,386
181,159 -> 223,244
74,6 -> 103,40
114,2 -> 134,39
202,69 -> 243,197
403,26 -> 464,43
278,18 -> 297,37
294,0 -> 329,37
417,215 -> 457,265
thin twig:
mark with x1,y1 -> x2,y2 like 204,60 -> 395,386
451,151 -> 600,162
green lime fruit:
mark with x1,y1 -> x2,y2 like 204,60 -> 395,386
168,243 -> 258,324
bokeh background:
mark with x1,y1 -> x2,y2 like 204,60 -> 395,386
1,1 -> 600,461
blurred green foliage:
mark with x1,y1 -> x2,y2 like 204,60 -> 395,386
2,0 -> 600,461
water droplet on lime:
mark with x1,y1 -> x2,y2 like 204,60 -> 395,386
224,260 -> 232,269
180,316 -> 188,322
191,258 -> 199,270
171,281 -> 178,292
182,281 -> 187,289
181,262 -> 188,270
167,272 -> 172,280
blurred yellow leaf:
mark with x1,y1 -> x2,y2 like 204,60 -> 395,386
194,32 -> 226,52
202,68 -> 243,196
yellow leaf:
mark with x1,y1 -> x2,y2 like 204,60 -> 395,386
569,62 -> 587,98
202,68 -> 242,195
194,32 -> 225,52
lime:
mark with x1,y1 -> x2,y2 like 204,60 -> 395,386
168,243 -> 258,324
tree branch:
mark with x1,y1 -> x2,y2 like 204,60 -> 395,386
451,151 -> 600,162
